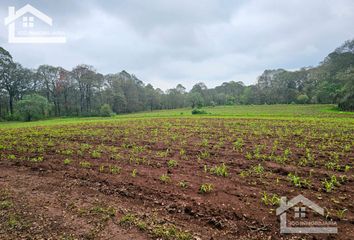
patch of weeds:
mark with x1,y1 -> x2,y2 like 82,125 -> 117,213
0,200 -> 13,210
152,224 -> 193,240
120,214 -> 136,225
90,205 -> 116,221
120,214 -> 193,240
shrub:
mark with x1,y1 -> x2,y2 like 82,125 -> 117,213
16,94 -> 51,121
191,109 -> 208,115
100,104 -> 113,117
296,94 -> 309,104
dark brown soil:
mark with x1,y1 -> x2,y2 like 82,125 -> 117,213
0,118 -> 353,239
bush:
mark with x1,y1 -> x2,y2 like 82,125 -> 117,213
296,94 -> 309,104
100,104 -> 113,117
191,108 -> 208,115
338,94 -> 354,112
17,94 -> 51,121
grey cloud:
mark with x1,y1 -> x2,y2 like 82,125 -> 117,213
0,0 -> 353,90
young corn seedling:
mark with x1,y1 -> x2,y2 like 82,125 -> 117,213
167,159 -> 178,168
336,209 -> 347,220
178,180 -> 188,188
210,163 -> 228,177
199,183 -> 213,194
110,165 -> 121,174
322,176 -> 339,192
63,158 -> 72,165
287,173 -> 311,188
131,169 -> 137,177
253,164 -> 264,175
159,174 -> 171,183
91,150 -> 101,159
80,161 -> 91,168
233,138 -> 244,152
261,192 -> 281,206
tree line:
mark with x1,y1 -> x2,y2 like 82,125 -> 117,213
0,39 -> 353,121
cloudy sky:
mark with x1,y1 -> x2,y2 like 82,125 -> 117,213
1,0 -> 354,90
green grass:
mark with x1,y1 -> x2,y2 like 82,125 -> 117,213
0,104 -> 353,129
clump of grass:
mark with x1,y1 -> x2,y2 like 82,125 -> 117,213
120,213 -> 192,240
90,205 -> 116,220
120,214 -> 136,225
0,200 -> 13,210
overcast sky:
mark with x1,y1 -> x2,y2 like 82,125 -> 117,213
1,0 -> 354,90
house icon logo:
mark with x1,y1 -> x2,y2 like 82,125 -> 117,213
4,4 -> 66,43
276,194 -> 338,234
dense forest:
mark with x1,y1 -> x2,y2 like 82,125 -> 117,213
0,39 -> 353,121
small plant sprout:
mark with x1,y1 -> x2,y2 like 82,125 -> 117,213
110,165 -> 121,174
210,163 -> 228,177
322,176 -> 340,193
159,174 -> 171,183
132,169 -> 137,177
91,150 -> 101,159
199,183 -> 213,194
178,180 -> 188,188
336,208 -> 347,219
261,192 -> 281,206
344,165 -> 351,172
253,164 -> 264,175
245,152 -> 252,160
233,138 -> 244,151
63,158 -> 72,165
287,173 -> 312,188
167,159 -> 178,168
80,161 -> 91,168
